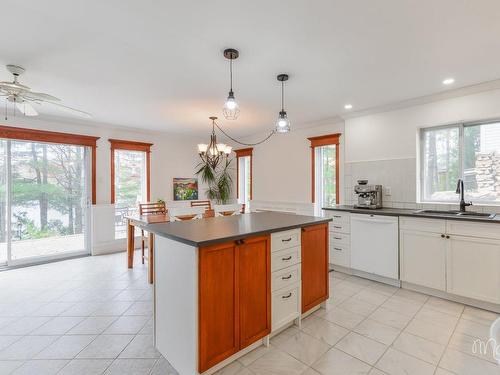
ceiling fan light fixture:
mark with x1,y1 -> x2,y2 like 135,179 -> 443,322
222,48 -> 240,120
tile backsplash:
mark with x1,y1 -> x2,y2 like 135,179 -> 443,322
344,158 -> 500,214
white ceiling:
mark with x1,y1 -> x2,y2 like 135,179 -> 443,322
2,0 -> 500,136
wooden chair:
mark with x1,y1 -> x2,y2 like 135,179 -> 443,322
190,200 -> 212,210
139,202 -> 167,265
169,206 -> 206,221
214,204 -> 243,217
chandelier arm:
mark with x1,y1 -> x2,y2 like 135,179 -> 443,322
214,121 -> 276,146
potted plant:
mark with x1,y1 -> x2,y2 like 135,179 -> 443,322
195,158 -> 233,204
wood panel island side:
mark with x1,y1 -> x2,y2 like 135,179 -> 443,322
142,212 -> 331,375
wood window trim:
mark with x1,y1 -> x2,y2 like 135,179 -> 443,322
234,148 -> 253,200
308,133 -> 341,204
109,139 -> 153,204
0,124 -> 100,204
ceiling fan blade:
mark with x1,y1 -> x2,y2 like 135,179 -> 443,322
38,100 -> 92,118
0,81 -> 30,91
15,101 -> 38,116
22,91 -> 60,102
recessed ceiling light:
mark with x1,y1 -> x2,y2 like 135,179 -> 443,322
443,78 -> 455,85
344,104 -> 353,109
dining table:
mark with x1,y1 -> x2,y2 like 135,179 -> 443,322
124,213 -> 170,283
124,209 -> 218,283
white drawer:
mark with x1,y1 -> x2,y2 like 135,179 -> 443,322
272,284 -> 300,331
399,217 -> 446,234
446,220 -> 500,240
271,229 -> 301,252
271,246 -> 301,272
329,244 -> 350,268
325,210 -> 350,223
329,221 -> 350,234
329,232 -> 350,246
272,264 -> 301,292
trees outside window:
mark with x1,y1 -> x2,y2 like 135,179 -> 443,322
420,121 -> 500,205
109,139 -> 152,239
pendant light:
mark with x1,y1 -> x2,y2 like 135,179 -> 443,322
222,48 -> 240,120
275,74 -> 290,133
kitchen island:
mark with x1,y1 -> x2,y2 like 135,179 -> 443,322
142,212 -> 331,375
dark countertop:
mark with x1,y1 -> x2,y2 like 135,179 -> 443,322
142,211 -> 332,247
322,205 -> 500,223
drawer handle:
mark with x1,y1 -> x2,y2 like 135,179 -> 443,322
334,247 -> 343,251
333,226 -> 342,229
282,292 -> 292,299
333,237 -> 342,240
282,256 -> 292,261
282,274 -> 292,280
333,215 -> 341,218
281,238 -> 292,242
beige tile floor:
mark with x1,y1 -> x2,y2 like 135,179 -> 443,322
0,252 -> 498,375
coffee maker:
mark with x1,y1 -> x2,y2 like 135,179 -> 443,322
354,180 -> 383,209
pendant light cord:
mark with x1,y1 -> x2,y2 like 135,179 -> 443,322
281,81 -> 284,111
214,120 -> 276,146
229,59 -> 233,91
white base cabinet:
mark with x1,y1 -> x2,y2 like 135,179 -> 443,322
400,217 -> 500,305
324,211 -> 350,268
400,230 -> 446,291
270,229 -> 301,332
447,235 -> 500,304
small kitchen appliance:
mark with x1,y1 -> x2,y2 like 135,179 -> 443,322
354,180 -> 383,209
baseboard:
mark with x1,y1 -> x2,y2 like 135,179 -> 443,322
92,236 -> 142,256
402,282 -> 500,314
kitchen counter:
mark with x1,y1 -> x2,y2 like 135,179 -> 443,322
323,204 -> 500,223
141,211 -> 331,247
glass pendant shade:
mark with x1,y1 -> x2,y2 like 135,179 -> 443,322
275,111 -> 290,133
197,143 -> 208,153
223,91 -> 240,120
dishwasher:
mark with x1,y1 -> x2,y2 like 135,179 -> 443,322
350,213 -> 399,280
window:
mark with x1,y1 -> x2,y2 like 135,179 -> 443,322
110,139 -> 152,238
308,134 -> 341,215
0,125 -> 98,266
420,120 -> 500,205
235,148 -> 252,211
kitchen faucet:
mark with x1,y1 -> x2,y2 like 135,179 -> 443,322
456,179 -> 472,212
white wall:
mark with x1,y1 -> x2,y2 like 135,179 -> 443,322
344,88 -> 500,212
2,116 -> 208,253
345,88 -> 500,162
245,121 -> 344,210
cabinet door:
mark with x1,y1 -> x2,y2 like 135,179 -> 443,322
447,235 -> 500,304
301,223 -> 329,313
198,242 -> 239,373
400,230 -> 446,291
238,235 -> 271,349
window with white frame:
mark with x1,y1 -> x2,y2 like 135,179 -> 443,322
420,120 -> 500,205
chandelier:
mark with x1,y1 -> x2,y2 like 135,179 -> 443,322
197,116 -> 232,169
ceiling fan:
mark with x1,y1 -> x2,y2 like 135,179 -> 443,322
0,64 -> 91,119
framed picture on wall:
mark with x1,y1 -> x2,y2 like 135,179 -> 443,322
173,178 -> 199,201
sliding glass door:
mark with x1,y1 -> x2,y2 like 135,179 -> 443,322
0,139 -> 91,266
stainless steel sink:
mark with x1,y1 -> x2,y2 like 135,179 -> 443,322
413,209 -> 496,219
413,210 -> 460,216
456,212 -> 496,219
